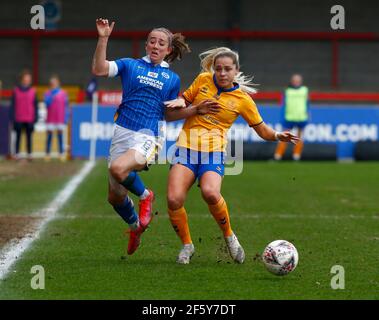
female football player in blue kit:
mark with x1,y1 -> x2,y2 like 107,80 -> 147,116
92,18 -> 191,255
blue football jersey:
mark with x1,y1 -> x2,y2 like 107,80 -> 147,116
112,56 -> 180,136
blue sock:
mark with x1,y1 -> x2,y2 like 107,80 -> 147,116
120,171 -> 146,197
58,132 -> 63,154
113,196 -> 138,226
46,132 -> 52,154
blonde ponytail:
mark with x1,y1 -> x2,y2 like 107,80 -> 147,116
199,47 -> 258,94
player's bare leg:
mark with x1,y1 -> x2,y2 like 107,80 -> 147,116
167,164 -> 196,264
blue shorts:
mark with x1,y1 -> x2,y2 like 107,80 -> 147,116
171,147 -> 225,180
282,120 -> 308,129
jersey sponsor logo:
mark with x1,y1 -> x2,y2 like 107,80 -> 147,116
200,86 -> 209,94
203,114 -> 220,125
147,71 -> 158,78
137,75 -> 164,90
161,72 -> 170,79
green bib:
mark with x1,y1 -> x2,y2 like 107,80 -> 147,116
284,86 -> 309,122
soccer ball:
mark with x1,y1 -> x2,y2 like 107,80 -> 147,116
262,240 -> 299,276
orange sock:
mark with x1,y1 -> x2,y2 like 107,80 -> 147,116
274,141 -> 287,159
168,207 -> 192,245
208,196 -> 233,238
293,140 -> 304,158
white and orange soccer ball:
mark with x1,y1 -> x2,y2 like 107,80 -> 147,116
262,240 -> 299,276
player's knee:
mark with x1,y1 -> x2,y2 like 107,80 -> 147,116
201,187 -> 220,204
109,161 -> 129,183
167,192 -> 185,210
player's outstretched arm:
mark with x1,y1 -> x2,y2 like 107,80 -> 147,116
253,122 -> 300,144
92,18 -> 115,77
164,98 -> 187,109
164,99 -> 220,122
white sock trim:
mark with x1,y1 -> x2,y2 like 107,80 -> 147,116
140,189 -> 150,200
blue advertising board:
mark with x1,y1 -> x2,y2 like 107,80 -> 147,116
71,104 -> 379,160
71,104 -> 116,158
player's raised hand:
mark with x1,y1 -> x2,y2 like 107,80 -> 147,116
164,98 -> 187,108
196,99 -> 220,115
96,18 -> 115,38
277,131 -> 300,144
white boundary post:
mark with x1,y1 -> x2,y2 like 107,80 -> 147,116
89,91 -> 98,162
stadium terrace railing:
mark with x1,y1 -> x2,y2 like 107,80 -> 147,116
1,29 -> 379,95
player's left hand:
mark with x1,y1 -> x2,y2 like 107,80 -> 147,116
164,98 -> 186,108
96,18 -> 115,38
277,131 -> 301,144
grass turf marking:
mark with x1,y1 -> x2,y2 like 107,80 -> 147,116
0,161 -> 95,280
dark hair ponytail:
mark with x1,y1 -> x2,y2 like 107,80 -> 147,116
149,28 -> 191,63
165,33 -> 191,63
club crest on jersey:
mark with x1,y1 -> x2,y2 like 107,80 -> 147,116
227,100 -> 237,110
148,71 -> 158,78
161,72 -> 170,79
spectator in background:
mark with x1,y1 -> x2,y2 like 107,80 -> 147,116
11,70 -> 38,161
44,74 -> 69,162
274,74 -> 309,161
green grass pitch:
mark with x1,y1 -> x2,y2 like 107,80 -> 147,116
0,160 -> 378,299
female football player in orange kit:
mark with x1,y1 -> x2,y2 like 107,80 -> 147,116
164,47 -> 299,264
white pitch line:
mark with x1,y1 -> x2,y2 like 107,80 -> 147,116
54,213 -> 378,220
0,161 -> 95,280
